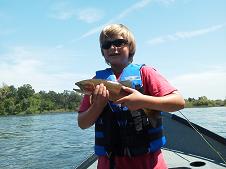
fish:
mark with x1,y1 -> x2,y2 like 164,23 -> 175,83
74,79 -> 132,102
74,79 -> 161,126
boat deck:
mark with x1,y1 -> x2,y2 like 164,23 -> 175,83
87,148 -> 226,169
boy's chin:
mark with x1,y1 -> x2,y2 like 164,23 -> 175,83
110,62 -> 130,68
107,59 -> 129,65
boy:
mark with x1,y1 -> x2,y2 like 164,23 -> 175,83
78,24 -> 185,169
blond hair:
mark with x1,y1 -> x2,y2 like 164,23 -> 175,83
99,24 -> 136,63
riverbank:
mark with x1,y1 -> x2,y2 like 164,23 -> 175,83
185,96 -> 226,107
0,84 -> 82,116
185,105 -> 226,108
0,109 -> 78,116
1,105 -> 226,116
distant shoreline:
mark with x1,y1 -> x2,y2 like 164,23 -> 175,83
185,105 -> 226,108
1,106 -> 226,116
0,109 -> 76,116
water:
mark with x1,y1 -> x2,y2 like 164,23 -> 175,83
0,112 -> 94,169
174,107 -> 226,138
0,107 -> 225,169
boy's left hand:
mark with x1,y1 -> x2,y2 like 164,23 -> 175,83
115,86 -> 144,111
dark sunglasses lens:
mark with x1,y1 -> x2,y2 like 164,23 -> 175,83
102,39 -> 127,49
113,39 -> 127,47
102,41 -> 111,49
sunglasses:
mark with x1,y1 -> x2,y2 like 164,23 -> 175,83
101,39 -> 128,49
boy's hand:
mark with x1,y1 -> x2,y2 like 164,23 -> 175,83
115,86 -> 144,111
91,83 -> 109,110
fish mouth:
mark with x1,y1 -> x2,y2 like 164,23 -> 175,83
75,81 -> 95,95
75,82 -> 86,92
75,82 -> 82,89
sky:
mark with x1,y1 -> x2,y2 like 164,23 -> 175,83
0,0 -> 226,99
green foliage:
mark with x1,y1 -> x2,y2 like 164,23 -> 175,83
0,84 -> 82,116
17,84 -> 35,100
185,96 -> 226,108
2,83 -> 225,115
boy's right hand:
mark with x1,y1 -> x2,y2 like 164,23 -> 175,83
91,83 -> 109,111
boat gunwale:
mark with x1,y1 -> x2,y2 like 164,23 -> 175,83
170,113 -> 226,146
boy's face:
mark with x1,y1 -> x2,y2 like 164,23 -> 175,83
102,35 -> 130,67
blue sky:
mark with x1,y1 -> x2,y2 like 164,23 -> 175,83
0,0 -> 226,99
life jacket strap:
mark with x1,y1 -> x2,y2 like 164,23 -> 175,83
106,151 -> 115,169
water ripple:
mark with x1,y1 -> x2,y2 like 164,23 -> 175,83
0,108 -> 225,168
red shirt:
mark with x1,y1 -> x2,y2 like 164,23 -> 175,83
78,66 -> 176,169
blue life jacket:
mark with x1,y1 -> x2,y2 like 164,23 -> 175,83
94,64 -> 166,157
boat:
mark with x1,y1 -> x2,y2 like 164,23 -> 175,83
75,112 -> 226,169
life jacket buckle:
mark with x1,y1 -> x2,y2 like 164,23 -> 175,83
106,151 -> 112,159
124,147 -> 132,158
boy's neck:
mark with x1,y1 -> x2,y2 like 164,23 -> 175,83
111,63 -> 129,75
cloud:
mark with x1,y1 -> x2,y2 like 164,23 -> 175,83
49,2 -> 76,20
113,0 -> 152,20
58,0 -> 178,42
77,8 -> 104,23
148,23 -> 226,45
170,67 -> 226,99
49,2 -> 103,23
78,24 -> 108,40
79,0 -> 153,39
0,46 -> 91,92
154,0 -> 176,5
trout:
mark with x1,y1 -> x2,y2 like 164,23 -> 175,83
74,79 -> 161,123
74,79 -> 131,102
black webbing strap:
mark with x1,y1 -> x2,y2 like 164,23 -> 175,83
108,152 -> 115,169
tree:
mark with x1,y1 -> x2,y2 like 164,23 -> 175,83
27,93 -> 41,113
68,91 -> 82,110
0,103 -> 4,115
20,98 -> 30,112
214,100 -> 224,106
194,96 -> 209,106
63,90 -> 69,110
187,97 -> 195,102
3,98 -> 16,115
38,91 -> 55,113
7,85 -> 17,98
17,84 -> 35,100
0,85 -> 17,114
0,84 -> 10,100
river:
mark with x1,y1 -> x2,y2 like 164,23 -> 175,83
0,107 -> 225,169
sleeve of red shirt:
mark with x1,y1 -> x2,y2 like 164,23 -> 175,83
78,95 -> 91,113
78,76 -> 95,113
141,65 -> 177,97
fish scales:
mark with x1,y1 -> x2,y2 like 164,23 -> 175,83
75,79 -> 130,102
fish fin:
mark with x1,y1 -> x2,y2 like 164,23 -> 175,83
119,80 -> 132,87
